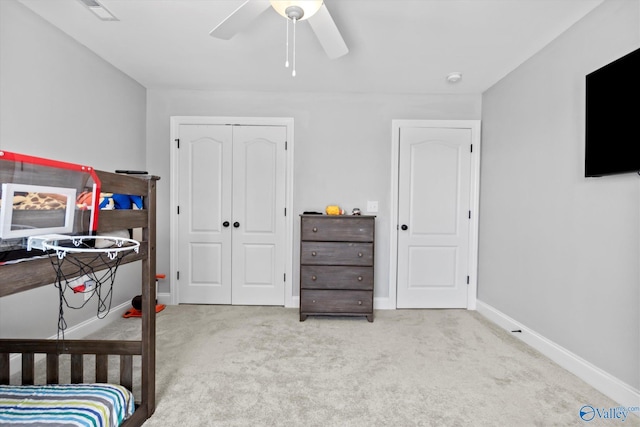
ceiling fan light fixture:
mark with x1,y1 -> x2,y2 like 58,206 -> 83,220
270,0 -> 323,21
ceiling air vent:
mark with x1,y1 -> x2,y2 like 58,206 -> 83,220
77,0 -> 118,21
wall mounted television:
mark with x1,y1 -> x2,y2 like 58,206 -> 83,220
585,46 -> 640,177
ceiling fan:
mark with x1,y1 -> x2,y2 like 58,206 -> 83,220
209,0 -> 349,64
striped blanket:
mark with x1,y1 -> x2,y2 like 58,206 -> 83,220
0,383 -> 134,427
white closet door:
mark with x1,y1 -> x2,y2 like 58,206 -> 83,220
396,127 -> 472,308
178,124 -> 232,304
231,126 -> 287,305
177,124 -> 286,305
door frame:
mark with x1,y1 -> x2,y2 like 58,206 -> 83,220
169,116 -> 295,307
389,120 -> 481,310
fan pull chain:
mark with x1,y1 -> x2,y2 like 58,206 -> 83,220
285,18 -> 290,68
292,17 -> 297,77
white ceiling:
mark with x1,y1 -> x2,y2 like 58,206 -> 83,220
17,0 -> 603,94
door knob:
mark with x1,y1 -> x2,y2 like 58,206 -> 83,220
222,221 -> 230,228
401,224 -> 408,231
233,222 -> 240,228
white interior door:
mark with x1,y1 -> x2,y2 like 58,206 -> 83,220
231,125 -> 286,305
396,126 -> 472,308
178,124 -> 232,304
177,124 -> 286,305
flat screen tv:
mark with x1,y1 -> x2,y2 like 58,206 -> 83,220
585,46 -> 640,177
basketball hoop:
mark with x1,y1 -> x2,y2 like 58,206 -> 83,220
27,234 -> 140,338
28,234 -> 139,258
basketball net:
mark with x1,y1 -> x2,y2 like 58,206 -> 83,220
28,234 -> 140,338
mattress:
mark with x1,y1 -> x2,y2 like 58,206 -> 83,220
0,383 -> 134,427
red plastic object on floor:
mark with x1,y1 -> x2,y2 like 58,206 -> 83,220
122,304 -> 166,318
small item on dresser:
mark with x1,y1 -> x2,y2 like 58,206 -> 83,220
303,211 -> 323,215
352,208 -> 361,215
115,169 -> 149,174
325,205 -> 344,215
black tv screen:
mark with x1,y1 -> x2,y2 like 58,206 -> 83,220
585,46 -> 640,177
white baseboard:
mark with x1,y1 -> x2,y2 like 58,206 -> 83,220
165,294 -> 393,310
57,301 -> 131,340
157,292 -> 172,306
476,300 -> 640,408
374,296 -> 392,309
289,296 -> 299,308
9,301 -> 130,377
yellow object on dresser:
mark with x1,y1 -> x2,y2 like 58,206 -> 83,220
325,205 -> 344,215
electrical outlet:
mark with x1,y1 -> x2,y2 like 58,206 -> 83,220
84,279 -> 95,301
367,201 -> 378,213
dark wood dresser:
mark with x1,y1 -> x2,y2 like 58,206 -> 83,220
299,215 -> 375,322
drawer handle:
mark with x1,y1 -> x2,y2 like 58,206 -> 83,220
311,275 -> 317,281
358,300 -> 362,305
312,300 -> 316,303
312,227 -> 318,232
311,251 -> 317,257
357,276 -> 363,281
358,252 -> 363,257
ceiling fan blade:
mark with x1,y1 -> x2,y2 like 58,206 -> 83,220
308,3 -> 348,59
209,0 -> 271,40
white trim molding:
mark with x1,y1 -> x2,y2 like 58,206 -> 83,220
477,300 -> 640,408
169,116 -> 295,307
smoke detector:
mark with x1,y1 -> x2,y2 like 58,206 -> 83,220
447,72 -> 462,83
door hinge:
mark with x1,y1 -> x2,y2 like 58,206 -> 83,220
467,275 -> 470,285
470,144 -> 473,153
285,140 -> 287,150
284,207 -> 287,216
284,273 -> 286,282
177,271 -> 180,280
175,138 -> 180,149
177,206 -> 180,215
468,210 -> 471,219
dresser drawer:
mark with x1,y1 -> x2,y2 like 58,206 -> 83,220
301,217 -> 374,242
300,242 -> 373,266
300,290 -> 372,313
300,266 -> 373,290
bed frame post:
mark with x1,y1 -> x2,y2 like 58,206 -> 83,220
141,177 -> 158,417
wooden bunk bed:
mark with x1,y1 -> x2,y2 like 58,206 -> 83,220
0,169 -> 159,427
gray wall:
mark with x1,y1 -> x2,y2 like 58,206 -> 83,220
479,0 -> 639,389
0,1 -> 147,338
146,90 -> 481,299
2,0 -> 636,397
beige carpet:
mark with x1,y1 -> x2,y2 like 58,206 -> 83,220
92,305 -> 635,427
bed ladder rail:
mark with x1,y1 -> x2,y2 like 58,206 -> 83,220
0,339 -> 141,387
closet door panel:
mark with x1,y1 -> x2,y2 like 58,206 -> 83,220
231,125 -> 287,305
178,124 -> 232,304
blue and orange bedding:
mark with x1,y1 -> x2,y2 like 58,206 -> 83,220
0,383 -> 134,427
